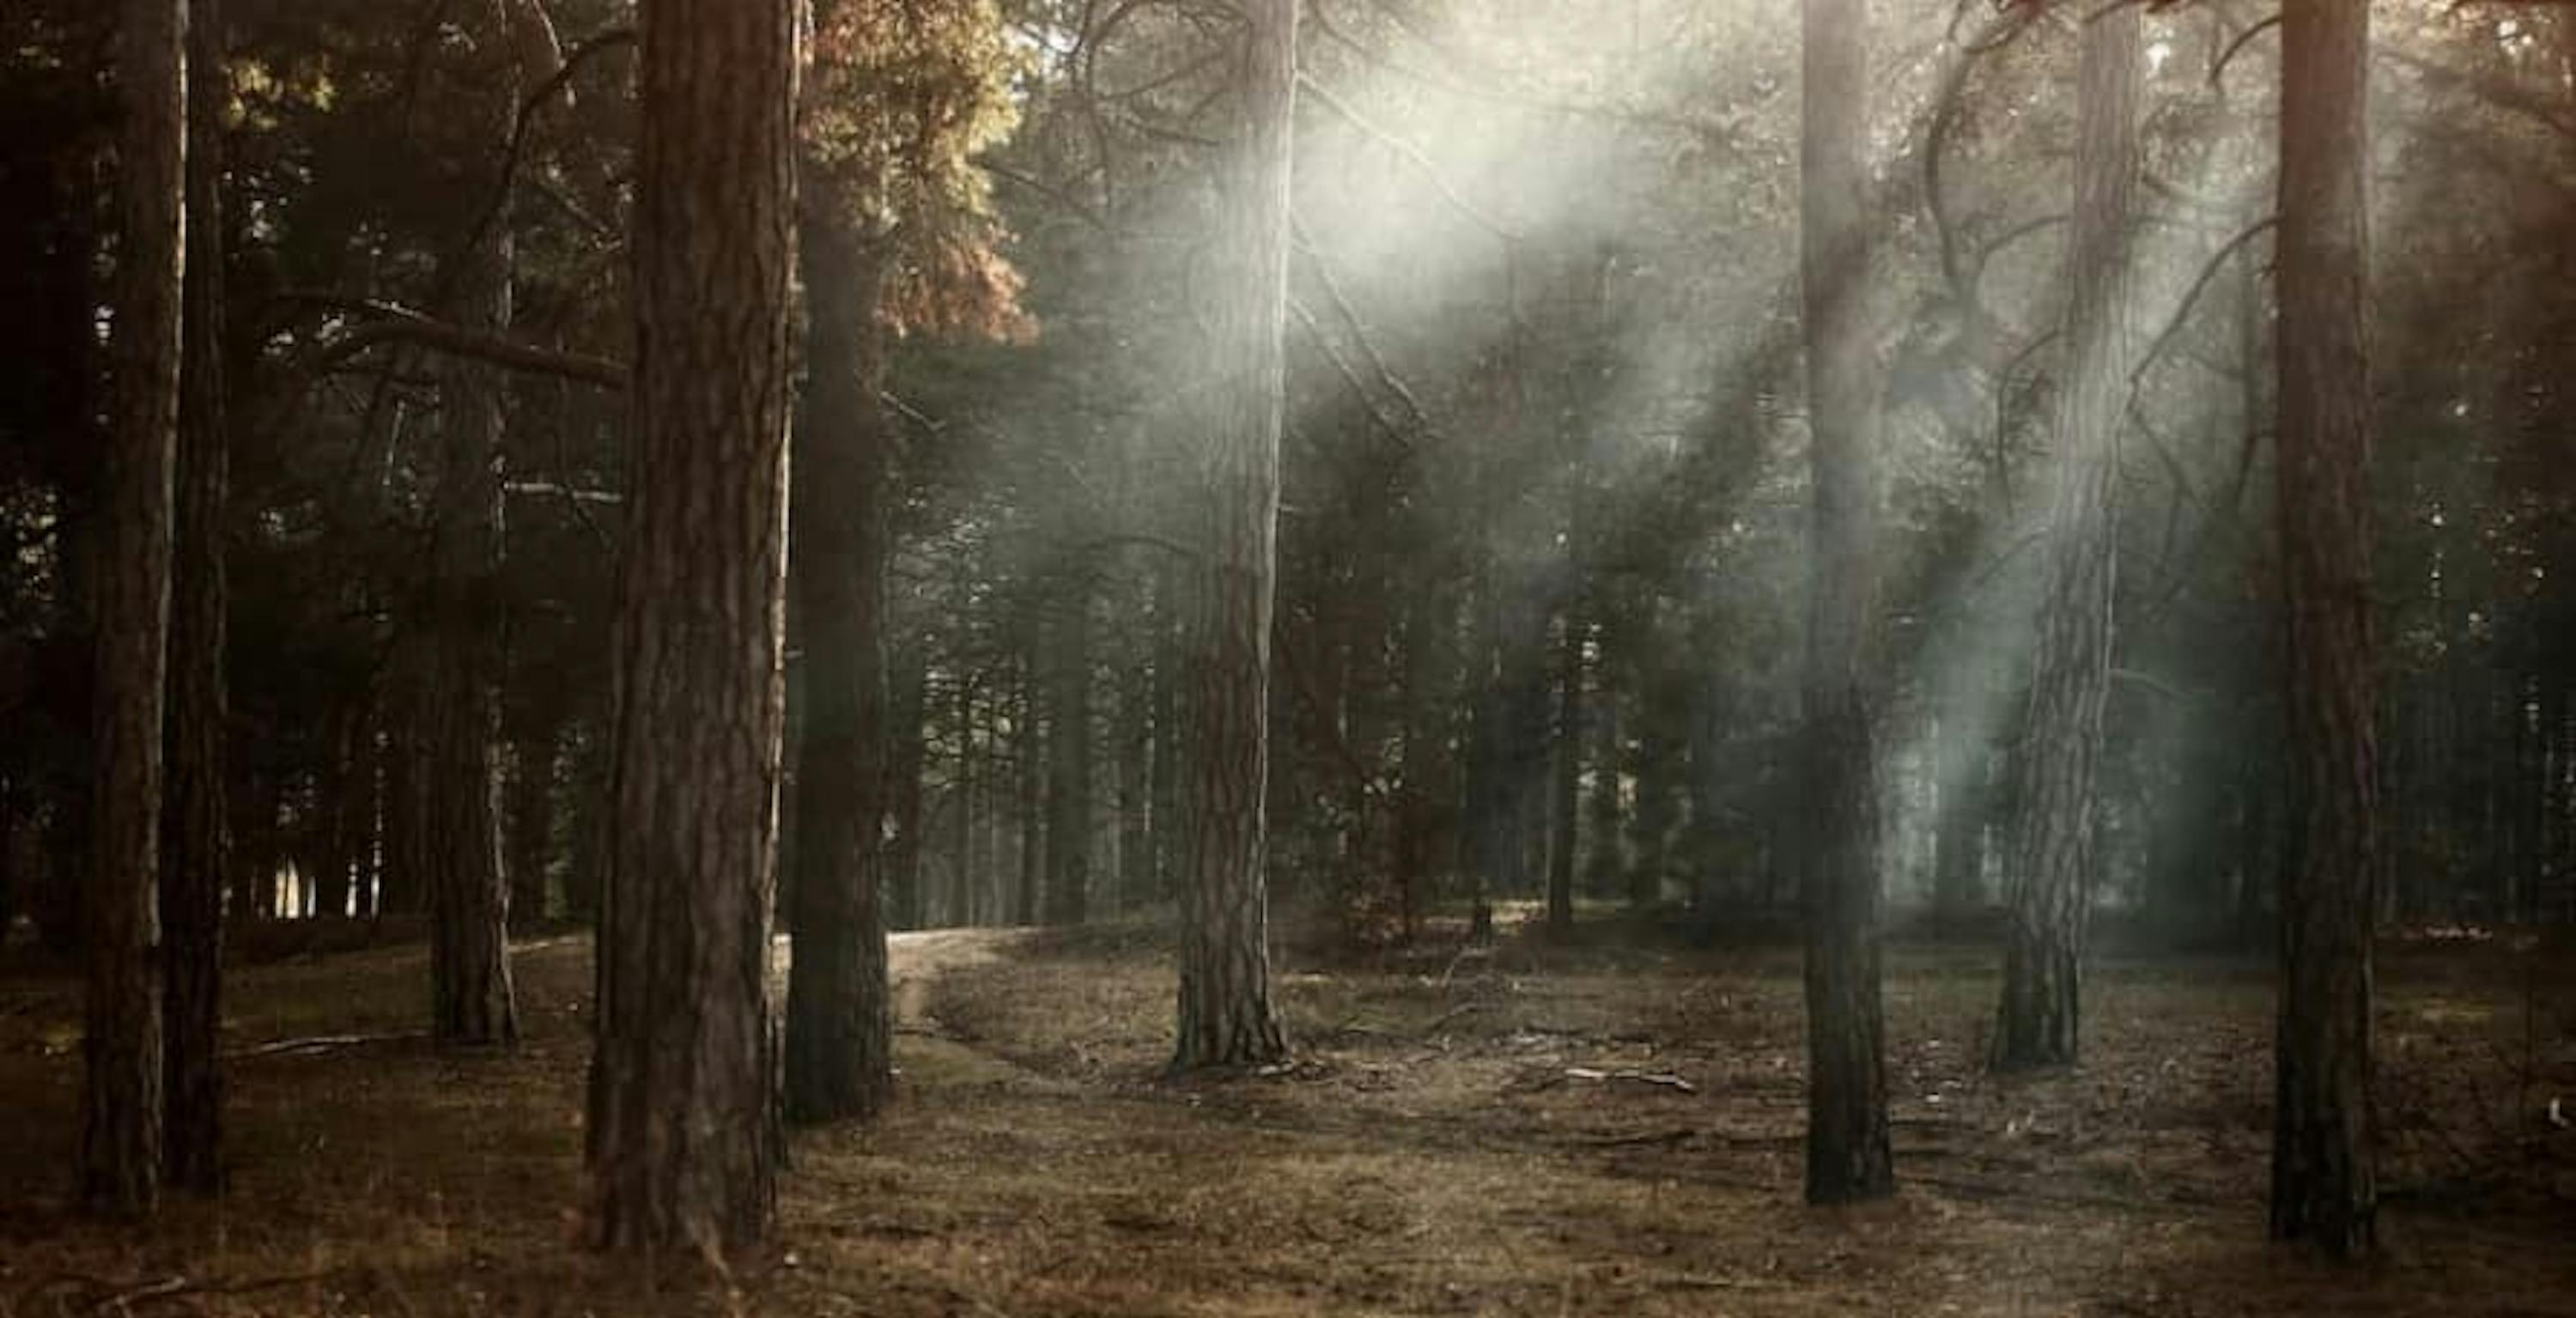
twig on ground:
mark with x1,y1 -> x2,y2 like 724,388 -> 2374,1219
1562,1067 -> 1698,1094
228,1032 -> 422,1060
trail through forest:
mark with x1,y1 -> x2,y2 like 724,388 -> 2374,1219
3,919 -> 2573,1315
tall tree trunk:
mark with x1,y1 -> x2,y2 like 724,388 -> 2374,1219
1171,0 -> 1294,1071
781,201 -> 892,1127
1045,599 -> 1092,926
1795,0 -> 1893,1205
160,0 -> 228,1193
1994,4 -> 2138,1071
426,0 -> 522,1050
2269,0 -> 2379,1258
87,0 -> 186,1218
585,0 -> 795,1254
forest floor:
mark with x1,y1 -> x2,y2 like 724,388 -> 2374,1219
2,909 -> 2574,1316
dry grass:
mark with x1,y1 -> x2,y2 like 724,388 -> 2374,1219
1,911 -> 2572,1315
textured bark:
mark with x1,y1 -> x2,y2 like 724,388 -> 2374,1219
1170,0 -> 1295,1072
585,0 -> 795,1255
86,0 -> 185,1218
160,0 -> 228,1193
2269,0 -> 2379,1259
426,0 -> 522,1050
781,204 -> 892,1127
1796,0 -> 1893,1205
1994,6 -> 2138,1072
1045,600 -> 1092,926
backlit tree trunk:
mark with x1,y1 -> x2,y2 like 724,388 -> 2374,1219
1994,3 -> 2138,1072
1170,0 -> 1295,1071
1795,0 -> 1893,1205
86,0 -> 185,1218
585,0 -> 796,1254
2269,0 -> 2379,1259
782,199 -> 892,1127
426,0 -> 522,1049
160,0 -> 228,1193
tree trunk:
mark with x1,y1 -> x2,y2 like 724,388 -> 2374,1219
584,0 -> 795,1254
1045,598 -> 1092,926
781,202 -> 892,1127
1546,604 -> 1583,937
86,0 -> 186,1218
1014,665 -> 1043,926
1994,3 -> 2138,1072
1170,0 -> 1294,1072
1930,708 -> 1988,932
1795,0 -> 1893,1205
1583,599 -> 1625,902
505,697 -> 562,924
425,0 -> 522,1050
2268,0 -> 2379,1258
1115,625 -> 1153,918
889,656 -> 928,932
160,0 -> 228,1194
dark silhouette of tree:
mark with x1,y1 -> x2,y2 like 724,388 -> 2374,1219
584,0 -> 796,1254
86,0 -> 186,1219
2269,0 -> 2379,1259
1795,0 -> 1893,1206
426,0 -> 523,1052
160,0 -> 228,1194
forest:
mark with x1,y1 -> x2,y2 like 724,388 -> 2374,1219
2,0 -> 2574,1312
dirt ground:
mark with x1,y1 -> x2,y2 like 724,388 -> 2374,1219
2,910 -> 2573,1316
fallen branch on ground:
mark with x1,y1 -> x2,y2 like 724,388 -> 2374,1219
228,1032 -> 422,1060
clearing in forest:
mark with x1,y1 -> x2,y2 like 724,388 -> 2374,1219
1,916 -> 2572,1316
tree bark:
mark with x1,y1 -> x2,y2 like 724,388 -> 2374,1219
1170,0 -> 1295,1072
425,0 -> 523,1050
86,0 -> 185,1218
2269,0 -> 2379,1259
1994,3 -> 2138,1072
584,0 -> 796,1255
160,0 -> 228,1194
781,202 -> 892,1127
1796,0 -> 1893,1205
